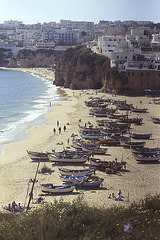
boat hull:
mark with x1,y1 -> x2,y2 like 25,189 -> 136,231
40,184 -> 75,194
48,154 -> 88,163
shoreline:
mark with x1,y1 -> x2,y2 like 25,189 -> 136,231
0,68 -> 160,210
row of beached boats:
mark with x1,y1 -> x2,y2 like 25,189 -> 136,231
26,95 -> 160,197
40,167 -> 104,194
84,96 -> 160,163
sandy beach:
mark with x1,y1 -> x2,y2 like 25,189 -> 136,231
0,67 -> 160,210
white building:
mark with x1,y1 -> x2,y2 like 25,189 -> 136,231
126,27 -> 151,46
3,20 -> 23,29
151,33 -> 160,46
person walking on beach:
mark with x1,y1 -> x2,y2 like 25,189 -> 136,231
58,127 -> 61,134
53,128 -> 56,134
57,121 -> 59,127
64,125 -> 66,132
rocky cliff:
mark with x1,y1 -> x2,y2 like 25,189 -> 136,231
55,46 -> 128,92
16,49 -> 62,68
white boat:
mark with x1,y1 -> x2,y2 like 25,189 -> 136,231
48,153 -> 88,163
40,184 -> 75,194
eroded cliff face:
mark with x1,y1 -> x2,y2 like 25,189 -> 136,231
55,46 -> 127,92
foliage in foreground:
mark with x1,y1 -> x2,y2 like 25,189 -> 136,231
0,194 -> 160,240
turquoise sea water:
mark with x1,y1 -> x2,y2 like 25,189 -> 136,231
0,69 -> 61,155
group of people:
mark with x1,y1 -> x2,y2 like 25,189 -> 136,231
108,190 -> 124,201
53,121 -> 67,134
7,201 -> 24,212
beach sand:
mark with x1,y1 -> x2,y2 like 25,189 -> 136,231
0,68 -> 160,210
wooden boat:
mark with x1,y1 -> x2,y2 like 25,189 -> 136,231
40,184 -> 75,194
98,138 -> 120,146
132,147 -> 160,155
48,153 -> 88,163
134,153 -> 160,162
69,176 -> 104,189
59,167 -> 95,176
72,139 -> 100,149
152,117 -> 160,124
60,174 -> 89,183
131,132 -> 152,139
96,119 -> 117,126
27,150 -> 50,161
108,112 -> 128,119
131,107 -> 148,113
82,146 -> 107,155
121,140 -> 145,148
81,132 -> 106,140
89,158 -> 126,171
119,117 -> 143,125
52,149 -> 93,157
79,125 -> 102,133
118,104 -> 132,110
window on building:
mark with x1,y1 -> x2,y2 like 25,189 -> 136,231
117,56 -> 119,59
132,72 -> 134,76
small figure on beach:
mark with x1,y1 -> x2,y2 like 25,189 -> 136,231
8,203 -> 11,210
112,193 -> 115,199
115,190 -> 123,201
12,201 -> 17,210
67,138 -> 70,144
108,194 -> 111,199
64,125 -> 66,132
49,101 -> 51,107
58,127 -> 61,134
53,128 -> 56,134
57,121 -> 59,127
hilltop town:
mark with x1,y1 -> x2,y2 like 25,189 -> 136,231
1,19 -> 160,93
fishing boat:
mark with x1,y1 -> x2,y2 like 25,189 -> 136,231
98,138 -> 120,146
119,117 -> 143,125
27,150 -> 50,161
60,174 -> 88,183
40,184 -> 75,194
52,149 -> 93,157
69,176 -> 104,189
59,167 -> 95,176
131,107 -> 148,113
48,153 -> 88,164
152,117 -> 160,124
81,132 -> 106,140
79,125 -> 102,133
131,147 -> 160,155
82,146 -> 107,155
133,153 -> 160,162
121,140 -> 146,148
72,139 -> 100,149
89,158 -> 126,171
131,132 -> 152,139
